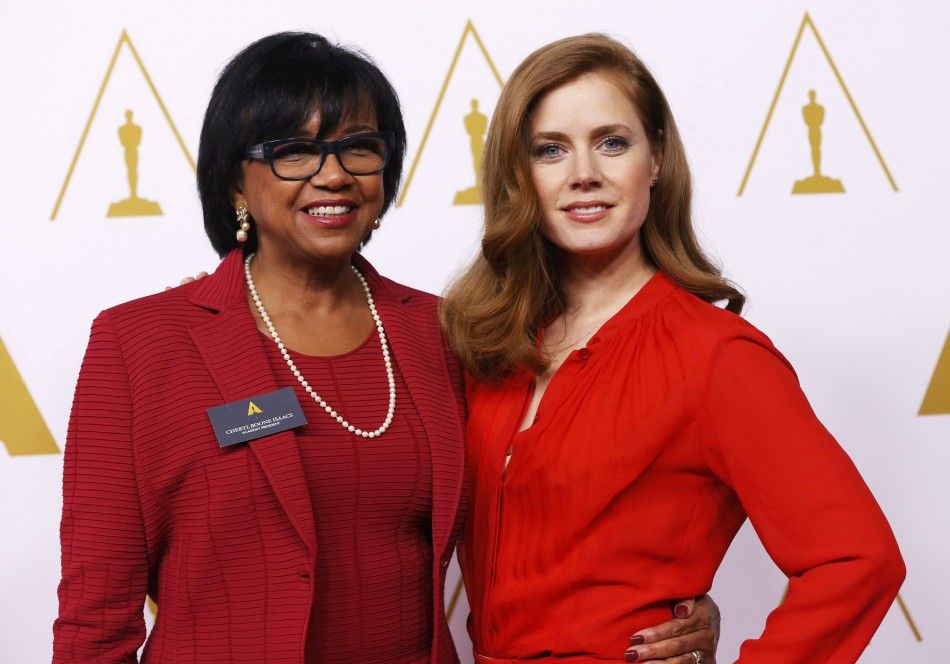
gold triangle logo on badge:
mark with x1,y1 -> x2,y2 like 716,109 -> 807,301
737,12 -> 897,196
920,330 -> 950,415
396,20 -> 504,208
0,336 -> 59,456
247,401 -> 263,416
50,29 -> 196,220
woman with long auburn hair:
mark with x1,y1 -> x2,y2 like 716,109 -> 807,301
443,34 -> 904,663
442,34 -> 741,382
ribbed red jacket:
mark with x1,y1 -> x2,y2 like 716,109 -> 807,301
53,249 -> 467,663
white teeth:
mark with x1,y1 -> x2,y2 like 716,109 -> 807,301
571,205 -> 606,214
307,205 -> 352,216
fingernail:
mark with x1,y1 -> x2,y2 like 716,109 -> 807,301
629,634 -> 645,646
624,650 -> 640,662
675,604 -> 689,618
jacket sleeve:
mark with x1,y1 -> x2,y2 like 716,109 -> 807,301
53,311 -> 148,663
700,336 -> 905,663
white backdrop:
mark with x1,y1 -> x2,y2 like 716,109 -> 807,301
1,1 -> 948,661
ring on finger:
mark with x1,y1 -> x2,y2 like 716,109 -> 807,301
690,651 -> 703,664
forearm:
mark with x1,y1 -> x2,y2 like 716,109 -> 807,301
737,546 -> 903,662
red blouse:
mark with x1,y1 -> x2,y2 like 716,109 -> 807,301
460,271 -> 904,663
262,333 -> 433,663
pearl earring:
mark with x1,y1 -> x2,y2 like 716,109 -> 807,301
372,218 -> 381,229
235,204 -> 251,243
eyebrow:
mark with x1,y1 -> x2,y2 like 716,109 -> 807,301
531,124 -> 631,141
297,122 -> 378,138
340,123 -> 378,134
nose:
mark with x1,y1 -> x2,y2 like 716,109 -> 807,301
310,153 -> 350,190
569,150 -> 602,189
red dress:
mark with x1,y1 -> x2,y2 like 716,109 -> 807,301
460,271 -> 904,663
262,334 -> 433,663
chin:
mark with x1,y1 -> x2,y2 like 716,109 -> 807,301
552,231 -> 643,261
297,236 -> 363,261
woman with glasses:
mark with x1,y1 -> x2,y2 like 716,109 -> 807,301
52,32 -> 457,664
53,32 -> 717,664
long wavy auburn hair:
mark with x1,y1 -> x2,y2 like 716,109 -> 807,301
440,34 -> 745,381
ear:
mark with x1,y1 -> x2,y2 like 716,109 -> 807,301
650,129 -> 664,181
650,145 -> 663,182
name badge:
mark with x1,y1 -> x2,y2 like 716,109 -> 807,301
206,387 -> 307,447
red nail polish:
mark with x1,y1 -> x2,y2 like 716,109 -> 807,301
675,604 -> 689,618
624,651 -> 640,663
630,634 -> 645,646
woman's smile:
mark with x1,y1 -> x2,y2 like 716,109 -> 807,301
301,198 -> 359,228
561,199 -> 613,223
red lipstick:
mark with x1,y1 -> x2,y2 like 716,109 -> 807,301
563,200 -> 612,223
301,199 -> 358,229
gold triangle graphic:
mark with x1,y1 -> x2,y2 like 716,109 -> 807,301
920,329 -> 950,415
737,12 -> 897,196
50,29 -> 196,220
896,594 -> 923,642
247,401 -> 263,416
780,584 -> 921,641
396,19 -> 504,208
445,576 -> 464,620
0,336 -> 59,455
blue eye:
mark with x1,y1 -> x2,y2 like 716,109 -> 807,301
601,136 -> 629,153
533,143 -> 564,159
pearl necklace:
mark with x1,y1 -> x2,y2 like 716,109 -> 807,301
243,253 -> 395,438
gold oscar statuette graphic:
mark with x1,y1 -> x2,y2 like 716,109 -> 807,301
0,336 -> 59,455
738,13 -> 897,196
792,90 -> 844,194
920,330 -> 950,415
453,99 -> 489,205
397,20 -> 504,208
107,109 -> 163,217
51,30 -> 195,220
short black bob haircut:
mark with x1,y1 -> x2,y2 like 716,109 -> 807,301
197,32 -> 407,257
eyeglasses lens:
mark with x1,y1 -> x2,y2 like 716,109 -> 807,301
271,137 -> 389,179
271,142 -> 323,179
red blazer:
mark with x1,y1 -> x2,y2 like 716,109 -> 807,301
54,249 -> 468,663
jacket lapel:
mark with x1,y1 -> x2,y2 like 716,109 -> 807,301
188,250 -> 317,558
355,255 -> 465,555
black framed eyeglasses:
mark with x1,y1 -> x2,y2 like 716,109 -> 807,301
245,131 -> 395,180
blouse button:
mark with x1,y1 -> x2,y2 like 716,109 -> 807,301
577,348 -> 592,361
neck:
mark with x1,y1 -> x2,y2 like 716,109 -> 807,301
559,236 -> 655,318
249,247 -> 363,315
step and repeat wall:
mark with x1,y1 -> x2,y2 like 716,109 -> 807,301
2,1 -> 947,661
